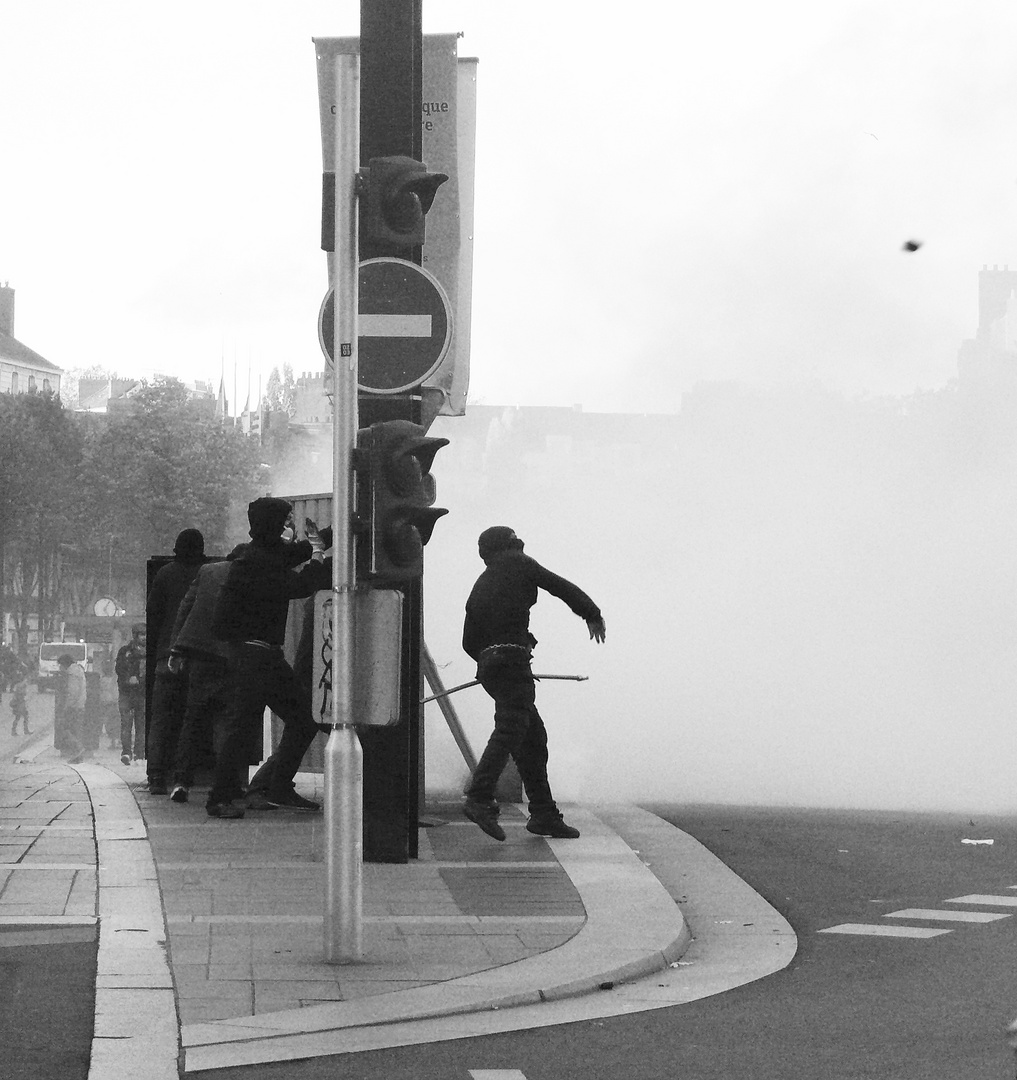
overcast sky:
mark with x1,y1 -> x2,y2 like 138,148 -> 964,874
2,0 -> 1016,414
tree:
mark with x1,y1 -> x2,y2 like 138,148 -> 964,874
70,377 -> 265,613
0,390 -> 83,646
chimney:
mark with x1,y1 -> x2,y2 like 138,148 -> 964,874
0,283 -> 13,337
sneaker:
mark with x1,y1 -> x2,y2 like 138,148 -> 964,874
266,789 -> 321,813
526,814 -> 581,839
120,752 -> 131,766
169,785 -> 189,803
463,798 -> 506,842
245,791 -> 280,811
206,800 -> 246,819
148,778 -> 168,796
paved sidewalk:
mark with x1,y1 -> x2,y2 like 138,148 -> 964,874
0,743 -> 796,1077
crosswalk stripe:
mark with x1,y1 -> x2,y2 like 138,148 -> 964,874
944,894 -> 1017,907
884,908 -> 1010,923
817,923 -> 951,938
469,1072 -> 527,1080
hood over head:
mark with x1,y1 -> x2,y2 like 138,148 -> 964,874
247,497 -> 292,544
478,526 -> 524,563
174,528 -> 205,562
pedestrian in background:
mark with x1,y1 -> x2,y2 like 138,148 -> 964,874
98,658 -> 119,748
56,653 -> 87,764
0,643 -> 20,694
115,624 -> 147,765
461,526 -> 606,842
205,498 -> 329,819
145,528 -> 207,795
9,672 -> 30,736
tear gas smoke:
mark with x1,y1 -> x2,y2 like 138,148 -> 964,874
422,386 -> 1017,815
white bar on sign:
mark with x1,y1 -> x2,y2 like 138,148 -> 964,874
360,313 -> 431,337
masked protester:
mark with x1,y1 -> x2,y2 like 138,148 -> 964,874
145,528 -> 207,795
161,544 -> 248,803
461,527 -> 606,842
205,498 -> 329,819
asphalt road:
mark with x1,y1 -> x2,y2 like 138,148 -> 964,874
200,804 -> 1017,1080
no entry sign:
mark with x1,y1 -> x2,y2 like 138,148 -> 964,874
319,257 -> 454,394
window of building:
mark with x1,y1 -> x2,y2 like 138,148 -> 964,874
10,371 -> 18,393
42,379 -> 50,392
27,374 -> 36,392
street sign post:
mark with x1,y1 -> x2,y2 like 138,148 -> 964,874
318,257 -> 453,394
322,52 -> 363,964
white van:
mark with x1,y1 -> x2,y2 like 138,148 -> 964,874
37,641 -> 88,690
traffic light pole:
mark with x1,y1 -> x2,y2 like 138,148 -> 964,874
357,0 -> 425,865
323,52 -> 362,963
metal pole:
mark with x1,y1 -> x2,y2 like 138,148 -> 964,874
420,644 -> 478,773
323,52 -> 362,963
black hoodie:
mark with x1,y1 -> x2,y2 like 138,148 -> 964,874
462,548 -> 601,662
211,498 -> 328,645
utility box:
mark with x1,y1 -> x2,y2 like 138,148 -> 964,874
311,588 -> 403,726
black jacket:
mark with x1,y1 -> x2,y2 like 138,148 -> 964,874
462,550 -> 601,661
147,557 -> 207,661
212,540 -> 328,645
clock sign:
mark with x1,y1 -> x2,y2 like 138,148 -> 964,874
93,598 -> 118,617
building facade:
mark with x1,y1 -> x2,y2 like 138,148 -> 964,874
0,284 -> 63,396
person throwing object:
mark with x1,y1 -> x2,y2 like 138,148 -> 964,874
462,526 -> 606,842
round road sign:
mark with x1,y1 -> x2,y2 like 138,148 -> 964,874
318,257 -> 453,395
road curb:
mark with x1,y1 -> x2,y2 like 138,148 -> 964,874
181,805 -> 690,1072
71,763 -> 181,1080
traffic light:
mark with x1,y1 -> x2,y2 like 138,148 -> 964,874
361,156 -> 448,248
356,420 -> 448,583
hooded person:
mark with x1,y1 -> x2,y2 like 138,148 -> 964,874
144,528 -> 208,794
204,498 -> 330,818
160,543 -> 249,803
461,526 -> 607,842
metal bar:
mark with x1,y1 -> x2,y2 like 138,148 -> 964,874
421,674 -> 589,705
420,644 -> 477,772
323,51 -> 362,964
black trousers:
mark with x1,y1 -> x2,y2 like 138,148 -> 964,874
170,657 -> 226,787
118,690 -> 145,757
465,651 -> 556,817
207,644 -> 318,807
147,668 -> 188,780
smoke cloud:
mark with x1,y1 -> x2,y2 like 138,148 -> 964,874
423,384 -> 1017,814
